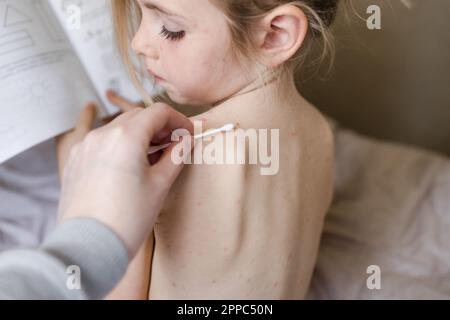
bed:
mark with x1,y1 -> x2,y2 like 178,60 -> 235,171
308,118 -> 450,299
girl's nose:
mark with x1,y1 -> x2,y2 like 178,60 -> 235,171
132,22 -> 159,60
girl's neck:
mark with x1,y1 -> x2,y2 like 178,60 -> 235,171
205,74 -> 304,117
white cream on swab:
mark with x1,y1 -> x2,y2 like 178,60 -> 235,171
148,123 -> 235,155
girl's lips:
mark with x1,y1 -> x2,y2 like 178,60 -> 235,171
148,69 -> 164,81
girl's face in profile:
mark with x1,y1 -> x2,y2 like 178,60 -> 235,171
133,0 -> 252,106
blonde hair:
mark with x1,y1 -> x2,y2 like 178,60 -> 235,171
111,0 -> 340,106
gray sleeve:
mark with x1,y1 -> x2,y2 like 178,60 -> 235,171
0,219 -> 129,300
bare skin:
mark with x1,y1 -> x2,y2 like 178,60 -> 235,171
104,77 -> 334,299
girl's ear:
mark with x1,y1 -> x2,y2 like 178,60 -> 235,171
255,5 -> 309,68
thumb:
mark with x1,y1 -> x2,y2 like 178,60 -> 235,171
149,135 -> 195,187
76,103 -> 98,135
56,104 -> 97,183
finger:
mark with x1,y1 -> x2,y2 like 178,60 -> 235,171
128,103 -> 194,147
150,135 -> 194,187
151,128 -> 173,145
76,103 -> 97,135
148,150 -> 163,166
55,103 -> 96,141
107,90 -> 144,112
109,108 -> 141,127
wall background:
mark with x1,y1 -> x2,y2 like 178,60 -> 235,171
298,0 -> 450,156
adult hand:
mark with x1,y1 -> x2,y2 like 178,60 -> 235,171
56,91 -> 145,179
57,100 -> 194,258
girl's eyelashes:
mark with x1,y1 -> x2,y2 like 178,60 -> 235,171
160,25 -> 185,42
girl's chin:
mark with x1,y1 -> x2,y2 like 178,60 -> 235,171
166,91 -> 199,106
165,86 -> 218,107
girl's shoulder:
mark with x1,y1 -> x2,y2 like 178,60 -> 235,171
189,97 -> 334,167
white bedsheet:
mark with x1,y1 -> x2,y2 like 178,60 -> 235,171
0,120 -> 449,299
308,119 -> 450,299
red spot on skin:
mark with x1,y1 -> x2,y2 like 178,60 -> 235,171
172,282 -> 177,288
290,131 -> 298,137
197,201 -> 202,207
273,282 -> 278,288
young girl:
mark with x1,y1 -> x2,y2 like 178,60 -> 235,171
60,0 -> 338,299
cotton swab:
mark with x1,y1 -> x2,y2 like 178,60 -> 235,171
148,123 -> 235,155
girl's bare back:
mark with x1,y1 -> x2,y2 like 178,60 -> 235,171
148,96 -> 335,299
